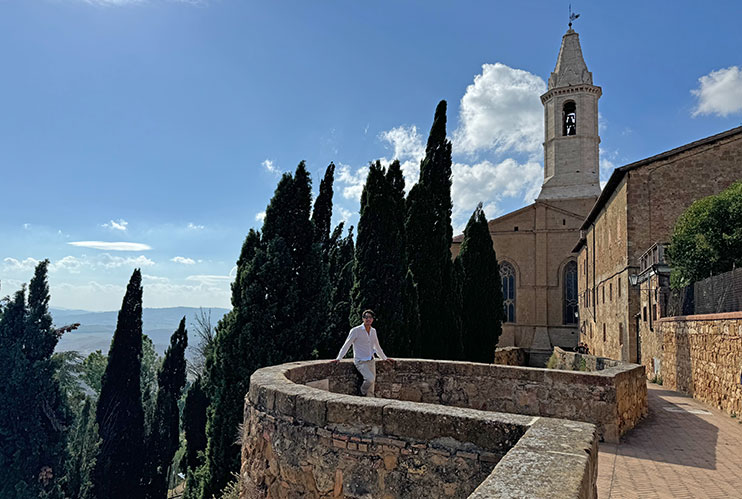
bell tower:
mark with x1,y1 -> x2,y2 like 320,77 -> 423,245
537,28 -> 601,201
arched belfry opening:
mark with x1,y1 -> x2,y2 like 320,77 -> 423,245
563,101 -> 577,136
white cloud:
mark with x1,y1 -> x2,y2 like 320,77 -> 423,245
3,257 -> 40,272
142,274 -> 170,284
599,148 -> 619,182
451,159 -> 543,227
68,241 -> 152,251
102,219 -> 128,231
453,63 -> 546,156
187,223 -> 205,230
337,163 -> 369,201
23,223 -> 31,230
692,66 -> 742,117
262,159 -> 280,175
255,212 -> 266,223
171,256 -> 196,265
379,126 -> 425,189
186,274 -> 233,286
51,256 -> 86,273
98,254 -> 155,269
338,207 -> 354,224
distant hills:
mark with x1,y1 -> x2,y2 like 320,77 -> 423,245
53,307 -> 230,356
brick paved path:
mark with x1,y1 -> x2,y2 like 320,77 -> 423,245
598,382 -> 742,498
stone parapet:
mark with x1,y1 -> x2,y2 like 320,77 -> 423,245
242,360 -> 604,498
493,347 -> 528,366
659,313 -> 742,416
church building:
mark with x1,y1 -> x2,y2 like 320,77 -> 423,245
452,27 -> 602,365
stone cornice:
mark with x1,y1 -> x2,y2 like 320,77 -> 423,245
541,84 -> 602,104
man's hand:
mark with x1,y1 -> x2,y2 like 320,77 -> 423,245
384,358 -> 395,364
330,359 -> 339,364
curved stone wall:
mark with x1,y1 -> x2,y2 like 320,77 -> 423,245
242,360 -> 601,499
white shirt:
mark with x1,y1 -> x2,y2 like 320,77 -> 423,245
335,324 -> 388,361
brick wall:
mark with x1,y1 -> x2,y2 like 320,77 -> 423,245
659,312 -> 742,416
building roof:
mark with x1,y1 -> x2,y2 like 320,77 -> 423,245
572,125 -> 742,252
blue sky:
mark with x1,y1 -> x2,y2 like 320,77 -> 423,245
2,0 -> 741,311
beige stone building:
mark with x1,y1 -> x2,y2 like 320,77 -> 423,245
573,126 -> 742,372
453,27 -> 601,365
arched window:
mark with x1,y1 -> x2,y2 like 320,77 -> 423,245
563,101 -> 576,136
500,262 -> 516,323
563,261 -> 578,324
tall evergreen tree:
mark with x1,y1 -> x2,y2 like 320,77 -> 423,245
183,376 -> 209,473
456,203 -> 504,362
405,100 -> 463,359
144,318 -> 188,499
0,261 -> 69,499
312,162 -> 336,254
350,160 -> 411,355
93,269 -> 146,499
62,398 -> 99,499
199,162 -> 329,498
319,223 -> 355,358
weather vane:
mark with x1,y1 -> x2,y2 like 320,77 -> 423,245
568,4 -> 580,29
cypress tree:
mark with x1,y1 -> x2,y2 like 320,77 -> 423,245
144,318 -> 188,499
93,269 -> 146,499
62,398 -> 99,499
350,160 -> 410,355
199,162 -> 329,498
456,204 -> 504,362
319,223 -> 355,358
183,376 -> 209,472
0,261 -> 70,498
405,100 -> 463,359
312,162 -> 336,253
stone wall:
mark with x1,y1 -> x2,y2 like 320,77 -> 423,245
548,346 -> 622,371
659,312 -> 742,416
243,360 -> 598,499
493,346 -> 528,366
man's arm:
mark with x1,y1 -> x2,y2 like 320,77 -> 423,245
371,329 -> 389,361
333,329 -> 355,362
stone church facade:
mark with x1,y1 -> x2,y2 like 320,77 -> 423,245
452,28 -> 601,365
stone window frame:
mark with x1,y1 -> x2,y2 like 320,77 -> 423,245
499,261 -> 517,323
562,260 -> 579,325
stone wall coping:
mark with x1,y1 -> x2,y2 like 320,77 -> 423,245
248,360 -> 538,451
470,417 -> 597,499
659,311 -> 742,322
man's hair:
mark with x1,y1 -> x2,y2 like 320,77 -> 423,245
361,309 -> 375,319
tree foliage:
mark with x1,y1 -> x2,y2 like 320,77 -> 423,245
405,100 -> 462,359
199,162 -> 330,498
456,203 -> 504,362
667,181 -> 742,288
0,261 -> 70,498
93,269 -> 146,499
350,160 -> 412,356
144,318 -> 188,499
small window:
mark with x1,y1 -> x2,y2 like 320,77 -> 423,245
643,307 -> 647,322
618,278 -> 621,298
609,283 -> 613,301
563,101 -> 577,136
513,226 -> 519,232
619,323 -> 624,345
602,286 -> 605,304
562,219 -> 566,225
602,324 -> 606,342
563,261 -> 578,324
653,304 -> 658,321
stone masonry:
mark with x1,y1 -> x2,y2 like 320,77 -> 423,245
659,312 -> 742,416
239,359 -> 652,498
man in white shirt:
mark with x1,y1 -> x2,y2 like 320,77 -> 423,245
331,309 -> 393,397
